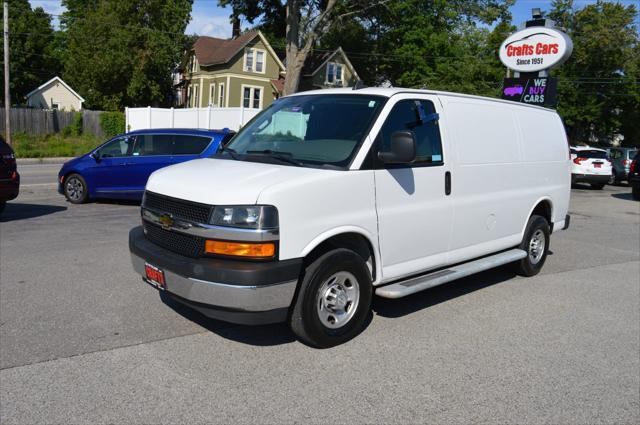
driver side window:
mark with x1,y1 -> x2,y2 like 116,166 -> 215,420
97,137 -> 133,158
378,99 -> 443,166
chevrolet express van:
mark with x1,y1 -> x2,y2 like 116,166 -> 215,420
129,88 -> 571,348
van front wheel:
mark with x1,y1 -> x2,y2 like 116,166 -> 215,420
511,215 -> 550,277
290,248 -> 372,348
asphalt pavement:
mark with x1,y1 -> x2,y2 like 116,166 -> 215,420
1,164 -> 639,424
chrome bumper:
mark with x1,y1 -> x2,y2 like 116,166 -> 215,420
131,253 -> 297,312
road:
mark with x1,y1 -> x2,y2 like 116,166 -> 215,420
1,164 -> 639,424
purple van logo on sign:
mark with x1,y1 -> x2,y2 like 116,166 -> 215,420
503,85 -> 524,97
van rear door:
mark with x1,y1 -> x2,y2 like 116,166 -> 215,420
373,94 -> 453,281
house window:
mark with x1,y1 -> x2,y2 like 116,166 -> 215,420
51,102 -> 59,110
244,48 -> 266,73
245,49 -> 254,72
242,86 -> 262,109
327,62 -> 344,85
192,84 -> 199,107
218,83 -> 225,107
190,55 -> 197,73
256,51 -> 264,73
209,84 -> 215,106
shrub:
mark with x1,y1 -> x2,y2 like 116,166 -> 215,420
12,133 -> 101,158
100,111 -> 125,138
62,111 -> 83,137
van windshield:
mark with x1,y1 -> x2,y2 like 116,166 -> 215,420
220,94 -> 386,169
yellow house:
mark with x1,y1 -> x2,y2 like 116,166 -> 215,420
25,76 -> 85,111
179,30 -> 286,109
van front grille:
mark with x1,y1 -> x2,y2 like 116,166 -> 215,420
143,191 -> 212,224
143,222 -> 204,258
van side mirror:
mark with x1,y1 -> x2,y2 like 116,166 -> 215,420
378,131 -> 416,164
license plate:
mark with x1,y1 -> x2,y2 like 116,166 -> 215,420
594,163 -> 601,168
145,263 -> 166,289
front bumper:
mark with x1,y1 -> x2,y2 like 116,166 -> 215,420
571,173 -> 610,184
129,226 -> 302,325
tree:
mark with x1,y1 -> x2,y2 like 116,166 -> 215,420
375,0 -> 513,95
549,0 -> 639,144
220,0 -> 387,94
60,0 -> 193,110
0,0 -> 61,105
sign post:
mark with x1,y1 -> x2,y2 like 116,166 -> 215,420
498,10 -> 572,108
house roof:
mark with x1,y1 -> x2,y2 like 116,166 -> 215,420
193,30 -> 285,70
302,47 -> 360,80
25,76 -> 85,102
270,78 -> 285,94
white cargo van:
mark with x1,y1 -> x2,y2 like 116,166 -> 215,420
129,88 -> 571,347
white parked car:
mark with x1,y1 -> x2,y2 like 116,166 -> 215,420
570,146 -> 612,189
129,88 -> 571,347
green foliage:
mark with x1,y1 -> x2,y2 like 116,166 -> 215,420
11,133 -> 102,158
549,0 -> 639,145
100,112 -> 125,138
375,0 -> 514,96
61,111 -> 82,136
60,0 -> 194,110
0,0 -> 62,105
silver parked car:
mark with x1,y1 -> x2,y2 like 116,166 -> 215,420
607,147 -> 637,184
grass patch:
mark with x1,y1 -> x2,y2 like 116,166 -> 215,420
12,133 -> 104,158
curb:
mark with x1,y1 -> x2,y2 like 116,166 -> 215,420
17,157 -> 73,165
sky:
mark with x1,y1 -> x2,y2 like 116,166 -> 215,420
28,0 -> 640,39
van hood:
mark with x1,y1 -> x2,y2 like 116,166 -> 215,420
145,158 -> 327,205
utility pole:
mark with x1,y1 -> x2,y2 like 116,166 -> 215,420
3,1 -> 10,145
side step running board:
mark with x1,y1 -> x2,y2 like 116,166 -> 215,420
375,249 -> 527,299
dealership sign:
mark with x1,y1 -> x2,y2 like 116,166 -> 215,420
501,77 -> 558,107
499,27 -> 573,72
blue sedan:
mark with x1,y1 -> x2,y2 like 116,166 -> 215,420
58,128 -> 233,203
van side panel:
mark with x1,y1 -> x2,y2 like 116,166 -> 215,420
514,109 -> 571,226
440,96 -> 570,264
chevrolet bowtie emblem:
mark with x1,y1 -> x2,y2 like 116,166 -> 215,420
158,213 -> 174,230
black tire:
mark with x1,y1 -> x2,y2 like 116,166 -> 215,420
632,184 -> 640,201
511,215 -> 550,277
608,170 -> 617,185
0,201 -> 5,215
591,183 -> 605,190
63,173 -> 89,204
289,248 -> 373,348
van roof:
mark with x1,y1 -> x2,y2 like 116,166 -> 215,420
286,87 -> 556,112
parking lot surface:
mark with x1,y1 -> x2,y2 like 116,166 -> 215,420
1,165 -> 639,424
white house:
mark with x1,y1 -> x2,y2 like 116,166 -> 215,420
25,76 -> 85,111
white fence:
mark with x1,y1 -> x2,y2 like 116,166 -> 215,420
125,106 -> 261,132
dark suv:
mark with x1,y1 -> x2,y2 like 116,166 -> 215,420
0,136 -> 19,213
629,151 -> 639,201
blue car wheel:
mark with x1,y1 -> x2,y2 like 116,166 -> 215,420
64,173 -> 89,204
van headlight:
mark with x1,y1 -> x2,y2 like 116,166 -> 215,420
210,205 -> 278,229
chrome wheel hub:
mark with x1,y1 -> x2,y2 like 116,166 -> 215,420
528,229 -> 546,265
317,271 -> 360,329
66,177 -> 83,201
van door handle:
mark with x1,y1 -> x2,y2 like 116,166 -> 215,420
445,171 -> 451,195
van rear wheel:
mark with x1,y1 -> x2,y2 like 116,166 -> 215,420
289,248 -> 372,348
511,215 -> 550,277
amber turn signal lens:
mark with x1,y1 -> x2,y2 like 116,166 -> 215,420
205,240 -> 275,258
